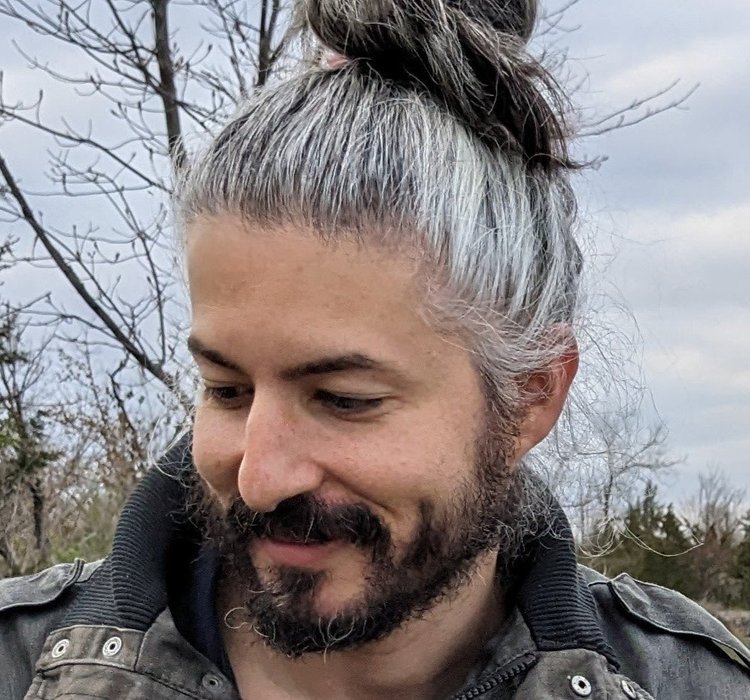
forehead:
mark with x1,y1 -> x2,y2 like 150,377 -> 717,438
185,215 -> 469,376
188,215 -> 416,306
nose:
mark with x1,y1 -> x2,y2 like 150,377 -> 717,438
236,392 -> 325,513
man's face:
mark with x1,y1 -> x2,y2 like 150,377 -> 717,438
186,215 -> 527,655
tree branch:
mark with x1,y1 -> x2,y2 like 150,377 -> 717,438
0,153 -> 185,403
151,0 -> 187,170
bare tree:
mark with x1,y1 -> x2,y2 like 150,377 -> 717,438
685,468 -> 746,544
534,1 -> 697,139
592,418 -> 679,524
543,403 -> 681,542
681,468 -> 747,603
0,301 -> 170,577
0,0 -> 291,412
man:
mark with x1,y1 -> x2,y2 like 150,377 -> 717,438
3,0 -> 750,698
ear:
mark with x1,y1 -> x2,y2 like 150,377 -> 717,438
510,338 -> 579,465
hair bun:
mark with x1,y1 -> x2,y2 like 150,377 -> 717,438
303,1 -> 537,50
299,0 -> 570,169
448,0 -> 537,42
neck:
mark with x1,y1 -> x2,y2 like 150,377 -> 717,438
221,551 -> 504,700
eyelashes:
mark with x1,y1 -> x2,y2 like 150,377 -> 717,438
201,385 -> 252,408
313,391 -> 384,414
201,385 -> 385,416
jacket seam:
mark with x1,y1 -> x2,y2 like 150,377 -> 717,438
37,664 -> 210,700
607,581 -> 750,668
0,561 -> 84,614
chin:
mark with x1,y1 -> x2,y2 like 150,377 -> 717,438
309,579 -> 368,618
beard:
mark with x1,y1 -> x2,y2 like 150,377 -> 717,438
191,408 -> 542,658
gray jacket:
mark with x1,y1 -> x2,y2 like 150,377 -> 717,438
2,445 -> 750,699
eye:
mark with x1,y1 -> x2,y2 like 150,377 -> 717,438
202,384 -> 253,408
315,391 -> 384,415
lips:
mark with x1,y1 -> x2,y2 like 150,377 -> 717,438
266,533 -> 330,546
257,537 -> 344,569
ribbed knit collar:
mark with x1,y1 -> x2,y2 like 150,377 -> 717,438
60,437 -> 619,670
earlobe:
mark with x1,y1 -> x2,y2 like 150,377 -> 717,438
510,343 -> 579,464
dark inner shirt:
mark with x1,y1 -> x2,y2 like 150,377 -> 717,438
169,545 -> 235,683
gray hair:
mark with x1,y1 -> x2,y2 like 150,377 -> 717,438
176,0 -> 581,412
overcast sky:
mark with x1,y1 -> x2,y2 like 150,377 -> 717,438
563,1 -> 750,499
1,1 -> 748,503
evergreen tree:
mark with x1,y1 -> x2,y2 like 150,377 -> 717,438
0,310 -> 60,575
586,482 -> 697,598
730,512 -> 750,608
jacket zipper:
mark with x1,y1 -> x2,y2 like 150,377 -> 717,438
451,654 -> 537,700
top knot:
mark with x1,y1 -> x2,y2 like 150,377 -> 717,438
447,0 -> 537,42
297,0 -> 572,170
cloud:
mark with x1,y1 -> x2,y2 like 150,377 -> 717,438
609,205 -> 750,314
568,0 -> 750,504
565,1 -> 750,218
603,208 -> 750,497
601,34 -> 748,99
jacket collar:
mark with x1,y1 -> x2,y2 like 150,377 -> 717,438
59,436 -> 619,670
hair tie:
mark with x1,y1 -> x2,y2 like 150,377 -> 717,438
322,49 -> 350,69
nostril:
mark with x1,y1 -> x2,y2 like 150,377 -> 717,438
237,459 -> 327,517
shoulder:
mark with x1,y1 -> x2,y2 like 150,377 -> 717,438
0,560 -> 102,699
0,560 -> 101,612
580,565 -> 750,699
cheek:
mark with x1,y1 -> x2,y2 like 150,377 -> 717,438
192,405 -> 246,497
325,412 -> 476,512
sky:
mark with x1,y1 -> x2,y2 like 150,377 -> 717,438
0,1 -> 748,503
560,1 -> 750,499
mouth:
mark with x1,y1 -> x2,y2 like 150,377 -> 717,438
257,536 -> 345,568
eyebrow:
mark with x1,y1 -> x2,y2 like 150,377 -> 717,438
187,335 -> 243,373
187,335 -> 401,381
279,354 -> 378,381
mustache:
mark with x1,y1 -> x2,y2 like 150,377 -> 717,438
224,494 -> 391,550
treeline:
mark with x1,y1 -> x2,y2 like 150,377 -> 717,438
0,307 -> 171,579
582,477 -> 750,609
